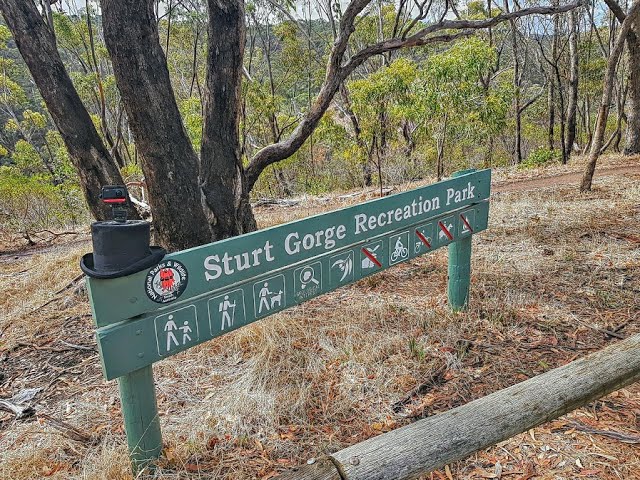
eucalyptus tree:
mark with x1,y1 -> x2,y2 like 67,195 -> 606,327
1,0 -> 579,250
582,0 -> 640,191
603,0 -> 640,154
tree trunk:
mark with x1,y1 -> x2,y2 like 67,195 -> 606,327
624,25 -> 640,154
101,0 -> 212,251
548,9 -> 558,152
582,1 -> 640,191
508,14 -> 522,164
566,9 -> 579,159
200,0 -> 257,239
548,74 -> 556,151
0,0 -> 134,221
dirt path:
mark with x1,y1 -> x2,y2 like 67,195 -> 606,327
494,163 -> 640,193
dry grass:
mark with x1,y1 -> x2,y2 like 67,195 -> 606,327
0,158 -> 638,480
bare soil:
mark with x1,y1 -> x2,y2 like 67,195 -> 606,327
494,164 -> 640,193
0,157 -> 638,480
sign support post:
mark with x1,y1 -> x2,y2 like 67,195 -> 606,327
447,169 -> 475,311
118,365 -> 163,472
79,185 -> 167,473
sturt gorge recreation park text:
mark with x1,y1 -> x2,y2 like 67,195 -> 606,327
203,180 -> 481,282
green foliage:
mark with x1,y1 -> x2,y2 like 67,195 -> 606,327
520,147 -> 560,169
0,169 -> 86,236
0,25 -> 12,47
0,2 -> 616,204
11,139 -> 45,176
179,97 -> 203,151
121,162 -> 144,182
0,75 -> 27,107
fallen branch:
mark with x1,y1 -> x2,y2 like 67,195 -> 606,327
392,364 -> 447,413
38,413 -> 95,444
570,421 -> 640,444
0,388 -> 41,419
253,198 -> 301,207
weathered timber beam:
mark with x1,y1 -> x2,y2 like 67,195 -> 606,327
277,333 -> 640,480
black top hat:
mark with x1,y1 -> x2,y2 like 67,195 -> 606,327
80,220 -> 166,279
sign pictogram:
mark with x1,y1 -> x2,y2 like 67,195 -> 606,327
459,210 -> 475,237
208,289 -> 246,334
361,240 -> 383,272
389,231 -> 410,265
253,274 -> 286,318
294,262 -> 322,301
414,223 -> 435,254
437,217 -> 456,246
154,305 -> 198,356
330,251 -> 354,284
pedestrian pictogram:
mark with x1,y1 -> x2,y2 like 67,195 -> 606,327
294,262 -> 322,301
208,289 -> 246,334
389,231 -> 410,265
154,305 -> 198,356
361,240 -> 383,270
253,275 -> 285,317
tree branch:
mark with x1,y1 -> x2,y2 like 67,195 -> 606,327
245,1 -> 581,190
603,0 -> 627,23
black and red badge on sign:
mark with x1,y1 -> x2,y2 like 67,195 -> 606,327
145,260 -> 188,304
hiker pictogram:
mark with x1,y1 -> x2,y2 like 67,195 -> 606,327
208,289 -> 246,334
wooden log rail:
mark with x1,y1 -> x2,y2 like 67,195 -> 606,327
278,333 -> 640,480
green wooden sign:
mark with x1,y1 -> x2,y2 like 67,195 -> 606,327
89,169 -> 490,380
86,169 -> 491,472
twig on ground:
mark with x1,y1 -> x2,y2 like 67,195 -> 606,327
37,413 -> 95,444
0,399 -> 35,419
392,365 -> 448,412
570,421 -> 640,444
30,273 -> 84,313
58,340 -> 95,352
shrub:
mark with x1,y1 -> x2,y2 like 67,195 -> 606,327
0,169 -> 88,241
520,147 -> 560,169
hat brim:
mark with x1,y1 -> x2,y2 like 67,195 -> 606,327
80,246 -> 166,279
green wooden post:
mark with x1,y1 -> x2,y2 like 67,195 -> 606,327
448,169 -> 476,311
117,365 -> 163,472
